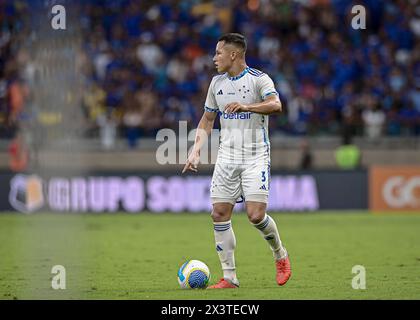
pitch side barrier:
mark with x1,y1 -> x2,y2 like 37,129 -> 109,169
0,169 -> 368,213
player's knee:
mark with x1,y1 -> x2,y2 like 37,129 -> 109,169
211,210 -> 230,222
247,210 -> 265,224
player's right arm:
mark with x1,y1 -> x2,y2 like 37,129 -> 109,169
182,111 -> 217,173
182,77 -> 219,173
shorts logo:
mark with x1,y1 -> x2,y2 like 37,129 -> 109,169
9,174 -> 44,213
260,185 -> 267,191
217,89 -> 223,95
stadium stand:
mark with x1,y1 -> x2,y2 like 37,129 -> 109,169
0,0 -> 419,170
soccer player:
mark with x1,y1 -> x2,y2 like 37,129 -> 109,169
182,33 -> 291,288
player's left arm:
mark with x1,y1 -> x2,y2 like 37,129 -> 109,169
225,73 -> 282,115
224,95 -> 281,115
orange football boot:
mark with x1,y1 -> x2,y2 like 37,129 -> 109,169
276,256 -> 291,286
208,278 -> 239,289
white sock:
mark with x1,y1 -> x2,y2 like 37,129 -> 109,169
253,214 -> 288,261
213,220 -> 239,284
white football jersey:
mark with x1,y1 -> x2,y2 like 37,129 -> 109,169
204,66 -> 279,164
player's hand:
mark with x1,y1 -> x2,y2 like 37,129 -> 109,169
182,150 -> 200,173
225,102 -> 249,114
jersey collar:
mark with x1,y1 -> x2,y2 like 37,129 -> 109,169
228,66 -> 249,81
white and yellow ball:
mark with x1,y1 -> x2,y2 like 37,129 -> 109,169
177,260 -> 210,289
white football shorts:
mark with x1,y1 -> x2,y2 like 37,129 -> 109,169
210,161 -> 270,205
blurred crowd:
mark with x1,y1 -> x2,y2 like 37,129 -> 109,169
1,0 -> 419,149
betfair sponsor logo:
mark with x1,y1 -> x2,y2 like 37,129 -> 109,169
221,112 -> 251,120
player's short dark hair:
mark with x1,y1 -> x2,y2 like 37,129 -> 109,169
218,33 -> 247,53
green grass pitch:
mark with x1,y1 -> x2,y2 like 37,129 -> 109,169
0,211 -> 419,300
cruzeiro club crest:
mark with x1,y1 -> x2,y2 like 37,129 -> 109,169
9,174 -> 44,213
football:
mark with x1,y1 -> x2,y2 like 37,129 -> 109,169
177,260 -> 211,289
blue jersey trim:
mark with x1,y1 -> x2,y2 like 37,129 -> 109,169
228,66 -> 250,81
262,91 -> 279,100
248,68 -> 264,77
204,106 -> 219,113
249,67 -> 263,74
